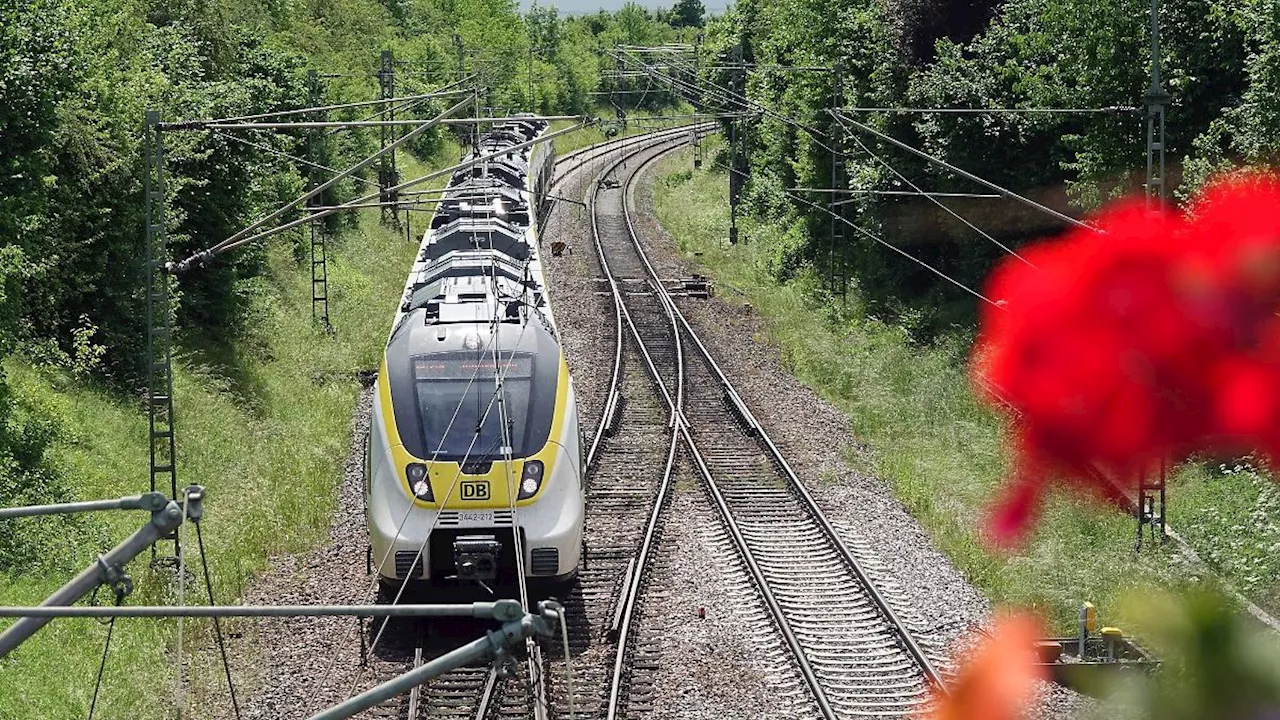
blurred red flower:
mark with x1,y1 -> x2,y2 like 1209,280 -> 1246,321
925,614 -> 1046,720
971,176 -> 1280,544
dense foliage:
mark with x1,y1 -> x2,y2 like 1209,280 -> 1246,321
702,0 -> 1280,330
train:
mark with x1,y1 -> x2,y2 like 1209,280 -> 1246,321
365,117 -> 584,591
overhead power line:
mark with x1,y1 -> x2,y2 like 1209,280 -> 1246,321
208,114 -> 585,130
174,119 -> 590,267
708,154 -> 1002,308
191,95 -> 475,262
839,105 -> 1140,115
829,110 -> 1095,231
165,78 -> 477,127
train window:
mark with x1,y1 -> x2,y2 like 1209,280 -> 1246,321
412,351 -> 543,460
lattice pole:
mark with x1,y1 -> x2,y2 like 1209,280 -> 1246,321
728,44 -> 744,245
308,70 -> 333,330
693,33 -> 703,169
144,111 -> 180,564
1137,0 -> 1169,548
378,49 -> 399,225
829,62 -> 846,296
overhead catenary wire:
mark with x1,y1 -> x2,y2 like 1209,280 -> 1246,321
705,130 -> 1004,307
86,588 -> 126,720
611,50 -> 845,158
617,49 -> 1061,282
170,78 -> 477,127
323,79 -> 478,136
195,521 -> 241,720
786,187 -> 1005,308
174,493 -> 189,719
207,115 -> 586,130
211,131 -> 381,189
185,95 -> 476,263
178,120 -> 588,267
842,133 -> 1038,268
839,105 -> 1141,114
829,110 -> 1095,231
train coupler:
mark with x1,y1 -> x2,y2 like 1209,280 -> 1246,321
452,534 -> 503,586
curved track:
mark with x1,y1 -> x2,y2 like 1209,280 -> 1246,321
371,123 -> 709,720
586,133 -> 947,720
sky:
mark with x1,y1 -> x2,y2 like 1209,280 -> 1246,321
518,0 -> 731,14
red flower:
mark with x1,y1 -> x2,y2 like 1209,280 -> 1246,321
925,614 -> 1046,720
972,177 -> 1280,543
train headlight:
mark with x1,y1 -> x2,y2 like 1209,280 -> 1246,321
518,460 -> 544,500
407,463 -> 433,501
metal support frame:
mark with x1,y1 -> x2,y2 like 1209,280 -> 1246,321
1145,0 -> 1169,211
144,111 -> 179,564
727,45 -> 744,245
1136,461 -> 1166,550
309,601 -> 561,720
378,50 -> 400,225
0,492 -> 168,520
693,34 -> 704,169
0,487 -> 198,658
307,70 -> 332,331
829,62 -> 846,296
1138,0 -> 1169,549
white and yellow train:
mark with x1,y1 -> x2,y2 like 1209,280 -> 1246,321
365,118 -> 583,589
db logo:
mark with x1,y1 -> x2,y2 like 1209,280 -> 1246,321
461,480 -> 490,501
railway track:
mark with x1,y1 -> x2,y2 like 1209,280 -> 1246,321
583,131 -> 948,719
361,122 -> 708,720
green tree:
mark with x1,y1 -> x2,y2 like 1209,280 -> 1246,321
671,0 -> 706,28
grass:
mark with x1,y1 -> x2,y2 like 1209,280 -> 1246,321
648,138 -> 1280,635
0,144 -> 455,719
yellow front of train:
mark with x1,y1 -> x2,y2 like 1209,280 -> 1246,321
366,316 -> 584,588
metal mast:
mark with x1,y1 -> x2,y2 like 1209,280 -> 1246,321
144,111 -> 179,564
829,62 -> 846,296
728,44 -> 744,245
378,50 -> 399,225
308,70 -> 332,330
1138,0 -> 1169,548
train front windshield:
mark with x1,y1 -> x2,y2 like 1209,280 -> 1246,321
412,352 -> 539,460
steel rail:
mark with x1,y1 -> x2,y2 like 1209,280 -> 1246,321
556,121 -> 715,470
380,124 -> 691,720
586,138 -> 947,717
620,142 -> 948,694
588,140 -> 839,720
583,135 -> 689,720
407,624 -> 425,720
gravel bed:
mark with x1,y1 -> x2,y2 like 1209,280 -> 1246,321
641,471 -> 817,720
626,147 -> 1092,719
542,153 -> 620,436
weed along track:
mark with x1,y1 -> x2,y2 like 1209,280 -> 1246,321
581,132 -> 948,719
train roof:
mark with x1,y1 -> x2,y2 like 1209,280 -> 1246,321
451,160 -> 526,190
421,218 -> 530,261
389,119 -> 553,339
431,183 -> 529,230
